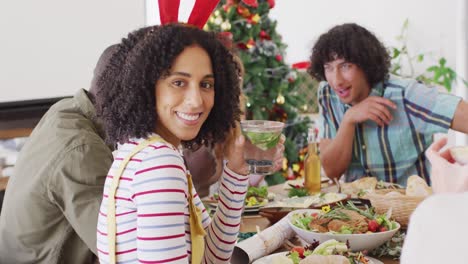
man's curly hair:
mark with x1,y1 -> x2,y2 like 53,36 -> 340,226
95,24 -> 242,148
307,23 -> 391,88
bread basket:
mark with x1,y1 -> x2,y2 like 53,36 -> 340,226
365,192 -> 426,228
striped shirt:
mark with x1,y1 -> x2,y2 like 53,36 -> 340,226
97,136 -> 248,263
317,75 -> 461,186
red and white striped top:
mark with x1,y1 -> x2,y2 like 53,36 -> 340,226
97,136 -> 248,263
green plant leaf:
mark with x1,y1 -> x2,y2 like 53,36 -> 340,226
439,58 -> 447,66
417,54 -> 424,62
443,78 -> 452,92
392,48 -> 401,59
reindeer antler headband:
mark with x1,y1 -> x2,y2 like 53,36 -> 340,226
158,0 -> 220,28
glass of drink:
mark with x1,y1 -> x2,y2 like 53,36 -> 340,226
240,120 -> 285,175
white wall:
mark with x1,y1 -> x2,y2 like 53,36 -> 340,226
0,0 -> 146,103
269,0 -> 456,75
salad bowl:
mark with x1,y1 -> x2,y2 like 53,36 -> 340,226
288,209 -> 400,251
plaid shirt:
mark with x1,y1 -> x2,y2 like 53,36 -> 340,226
317,76 -> 461,186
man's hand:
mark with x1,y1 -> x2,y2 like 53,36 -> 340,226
344,96 -> 396,126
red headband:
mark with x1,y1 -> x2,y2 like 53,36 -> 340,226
158,0 -> 221,29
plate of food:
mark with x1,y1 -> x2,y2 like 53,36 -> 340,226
259,192 -> 348,224
288,202 -> 400,251
203,186 -> 272,213
264,192 -> 348,209
252,239 -> 383,264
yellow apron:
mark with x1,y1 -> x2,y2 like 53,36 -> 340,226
107,135 -> 206,264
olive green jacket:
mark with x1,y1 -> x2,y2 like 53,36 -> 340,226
0,89 -> 113,264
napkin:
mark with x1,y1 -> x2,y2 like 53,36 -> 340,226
231,216 -> 294,264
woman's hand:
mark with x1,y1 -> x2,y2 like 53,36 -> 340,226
426,137 -> 468,193
225,134 -> 285,177
272,135 -> 286,172
225,135 -> 249,176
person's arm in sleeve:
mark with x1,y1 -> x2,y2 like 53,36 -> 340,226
200,135 -> 248,263
132,146 -> 189,263
48,142 -> 112,255
451,100 -> 468,133
404,81 -> 462,134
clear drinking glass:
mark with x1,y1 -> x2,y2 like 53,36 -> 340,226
240,120 -> 285,175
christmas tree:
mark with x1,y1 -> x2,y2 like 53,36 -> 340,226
206,0 -> 311,184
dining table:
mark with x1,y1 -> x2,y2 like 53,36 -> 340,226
239,181 -> 400,264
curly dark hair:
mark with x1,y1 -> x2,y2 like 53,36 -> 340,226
307,23 -> 391,88
95,24 -> 242,148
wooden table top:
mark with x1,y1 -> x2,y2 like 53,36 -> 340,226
239,182 -> 400,264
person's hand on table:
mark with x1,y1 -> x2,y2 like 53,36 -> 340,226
425,137 -> 468,193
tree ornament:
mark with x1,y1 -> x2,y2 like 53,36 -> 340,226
220,21 -> 231,31
276,93 -> 285,105
259,30 -> 271,40
223,4 -> 233,12
241,0 -> 258,8
250,14 -> 261,24
282,157 -> 288,171
237,5 -> 251,17
286,71 -> 297,83
246,38 -> 256,49
267,0 -> 275,9
237,42 -> 248,50
275,54 -> 283,62
259,40 -> 278,56
214,17 -> 223,25
302,104 -> 308,112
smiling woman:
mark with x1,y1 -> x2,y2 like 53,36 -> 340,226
94,23 -> 257,264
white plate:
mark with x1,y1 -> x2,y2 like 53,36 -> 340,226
252,251 -> 383,264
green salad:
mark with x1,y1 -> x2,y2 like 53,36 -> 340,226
291,201 -> 398,234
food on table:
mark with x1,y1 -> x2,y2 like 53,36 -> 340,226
341,177 -> 404,198
205,186 -> 270,208
264,192 -> 346,209
450,146 -> 468,165
290,202 -> 398,235
274,239 -> 369,264
405,175 -> 432,197
341,177 -> 378,197
245,186 -> 269,207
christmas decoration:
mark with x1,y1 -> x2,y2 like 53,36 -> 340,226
206,0 -> 311,185
275,93 -> 285,105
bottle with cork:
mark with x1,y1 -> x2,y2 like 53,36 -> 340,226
304,126 -> 321,194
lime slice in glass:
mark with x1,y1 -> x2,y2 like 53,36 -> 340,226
244,131 -> 281,151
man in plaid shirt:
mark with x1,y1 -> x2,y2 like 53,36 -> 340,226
308,23 -> 468,186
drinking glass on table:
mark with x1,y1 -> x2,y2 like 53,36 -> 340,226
240,120 -> 285,175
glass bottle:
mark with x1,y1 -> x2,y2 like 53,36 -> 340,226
304,127 -> 321,194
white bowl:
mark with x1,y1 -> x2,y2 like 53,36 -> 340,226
288,209 -> 400,251
450,146 -> 468,165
